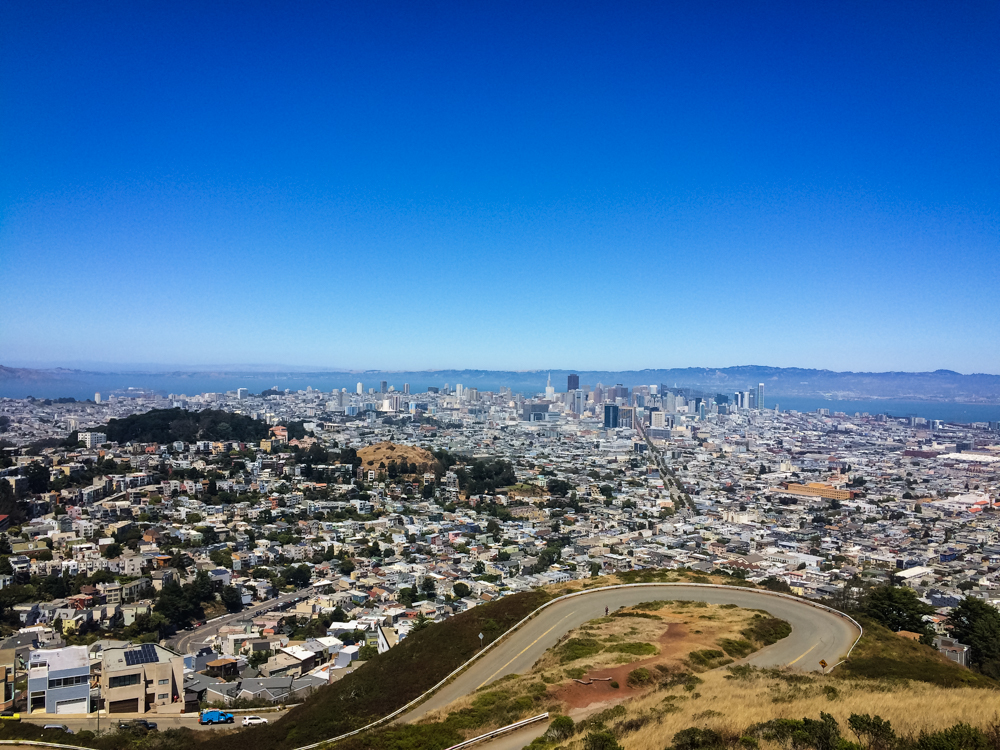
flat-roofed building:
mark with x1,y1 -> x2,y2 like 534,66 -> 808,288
100,643 -> 184,715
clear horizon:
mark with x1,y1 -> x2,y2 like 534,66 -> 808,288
2,2 -> 997,372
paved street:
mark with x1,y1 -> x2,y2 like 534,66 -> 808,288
166,590 -> 306,655
21,709 -> 289,733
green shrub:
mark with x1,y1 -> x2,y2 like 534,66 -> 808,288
559,637 -> 605,663
612,610 -> 663,620
672,727 -> 726,750
627,667 -> 653,686
719,638 -> 755,658
610,680 -> 620,688
584,729 -> 624,750
742,617 -> 792,646
547,714 -> 575,741
605,641 -> 658,656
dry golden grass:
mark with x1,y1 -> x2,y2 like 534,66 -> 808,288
561,668 -> 1000,750
356,441 -> 437,469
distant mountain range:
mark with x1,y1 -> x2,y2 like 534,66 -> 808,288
2,364 -> 1000,404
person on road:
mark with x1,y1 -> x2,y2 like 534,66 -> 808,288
605,606 -> 609,616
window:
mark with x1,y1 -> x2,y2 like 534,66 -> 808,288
47,675 -> 88,689
109,674 -> 141,689
157,693 -> 167,700
158,679 -> 169,685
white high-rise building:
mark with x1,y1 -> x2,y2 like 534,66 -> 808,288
357,382 -> 363,394
94,392 -> 101,404
456,384 -> 464,401
79,432 -> 107,448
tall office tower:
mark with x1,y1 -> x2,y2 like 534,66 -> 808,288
618,406 -> 634,429
236,388 -> 248,400
567,373 -> 580,391
748,391 -> 756,409
545,373 -> 555,399
663,391 -> 676,413
456,384 -> 464,401
95,392 -> 102,404
757,383 -> 764,410
380,380 -> 388,394
604,404 -> 620,429
404,383 -> 410,394
593,383 -> 604,404
357,382 -> 363,394
573,389 -> 586,414
699,401 -> 707,420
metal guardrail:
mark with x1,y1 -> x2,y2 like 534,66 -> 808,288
442,713 -> 549,750
0,742 -> 89,749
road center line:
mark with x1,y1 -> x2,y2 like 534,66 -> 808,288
477,612 -> 575,689
787,642 -> 819,665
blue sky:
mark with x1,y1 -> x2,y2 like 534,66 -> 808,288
2,1 -> 998,373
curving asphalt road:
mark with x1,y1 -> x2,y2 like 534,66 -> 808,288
401,584 -> 860,723
166,590 -> 305,654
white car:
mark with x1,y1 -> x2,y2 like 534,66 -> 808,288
242,716 -> 268,727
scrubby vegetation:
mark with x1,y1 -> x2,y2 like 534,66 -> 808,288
102,407 -> 269,444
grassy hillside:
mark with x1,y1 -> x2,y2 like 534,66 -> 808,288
208,588 -> 552,750
835,617 -> 996,688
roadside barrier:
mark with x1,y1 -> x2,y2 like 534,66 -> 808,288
442,713 -> 549,750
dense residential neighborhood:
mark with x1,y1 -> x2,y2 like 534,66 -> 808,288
0,377 -> 999,720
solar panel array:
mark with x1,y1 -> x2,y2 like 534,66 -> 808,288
123,643 -> 158,667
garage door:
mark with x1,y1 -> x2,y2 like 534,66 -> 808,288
56,698 -> 87,715
109,698 -> 139,714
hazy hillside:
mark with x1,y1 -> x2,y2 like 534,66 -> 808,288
2,364 -> 1000,403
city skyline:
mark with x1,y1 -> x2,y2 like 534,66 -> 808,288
2,1 -> 998,373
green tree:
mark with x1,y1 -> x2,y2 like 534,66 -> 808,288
486,519 -> 501,541
358,644 -> 377,660
190,570 -> 214,603
452,582 -> 470,599
247,649 -> 271,669
420,577 -> 437,599
948,597 -> 1000,677
24,462 -> 50,494
862,585 -> 933,635
411,612 -> 431,632
102,543 -> 122,560
547,478 -> 571,497
220,585 -> 243,613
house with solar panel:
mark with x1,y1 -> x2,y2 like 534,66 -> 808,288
99,643 -> 184,715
